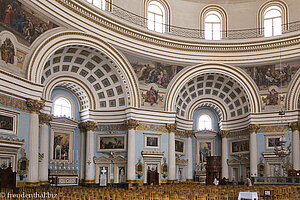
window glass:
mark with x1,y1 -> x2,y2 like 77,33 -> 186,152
147,2 -> 164,33
204,11 -> 221,40
264,6 -> 282,37
54,97 -> 72,118
198,114 -> 212,130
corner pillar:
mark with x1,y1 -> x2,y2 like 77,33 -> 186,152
39,113 -> 53,185
166,123 -> 176,182
124,119 -> 139,182
221,130 -> 229,179
289,122 -> 300,170
249,124 -> 260,177
185,130 -> 194,181
26,99 -> 44,186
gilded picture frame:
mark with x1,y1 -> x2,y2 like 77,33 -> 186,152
0,109 -> 18,135
97,134 -> 126,152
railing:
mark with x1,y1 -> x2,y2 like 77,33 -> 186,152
253,176 -> 300,185
92,0 -> 300,40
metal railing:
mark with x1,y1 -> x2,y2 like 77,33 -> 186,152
93,0 -> 300,40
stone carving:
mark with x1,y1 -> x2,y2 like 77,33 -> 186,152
0,93 -> 27,110
248,124 -> 260,134
166,123 -> 176,133
0,38 -> 15,64
220,130 -> 230,138
288,121 -> 300,132
39,113 -> 53,125
124,119 -> 139,130
79,121 -> 98,132
26,99 -> 44,113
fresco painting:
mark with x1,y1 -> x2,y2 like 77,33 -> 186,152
123,53 -> 184,89
0,38 -> 14,64
140,88 -> 165,107
0,0 -> 57,44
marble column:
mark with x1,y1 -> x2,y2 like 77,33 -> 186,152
124,119 -> 139,182
79,122 -> 86,183
289,121 -> 300,170
221,130 -> 229,179
26,99 -> 44,186
185,130 -> 194,181
83,121 -> 98,184
166,123 -> 176,182
249,124 -> 260,177
39,113 -> 53,185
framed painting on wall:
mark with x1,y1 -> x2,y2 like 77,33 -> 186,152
230,140 -> 249,155
265,135 -> 283,149
199,141 -> 212,172
53,132 -> 70,161
0,109 -> 18,135
97,134 -> 126,152
144,134 -> 161,149
175,139 -> 185,155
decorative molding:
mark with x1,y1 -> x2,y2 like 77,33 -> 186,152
141,150 -> 164,157
176,158 -> 188,165
124,119 -> 139,130
137,123 -> 167,132
26,99 -> 44,113
81,121 -> 98,132
166,123 -> 176,133
185,130 -> 194,138
98,124 -> 126,131
259,125 -> 289,133
220,130 -> 230,138
39,113 -> 53,125
288,121 -> 300,132
0,93 -> 27,111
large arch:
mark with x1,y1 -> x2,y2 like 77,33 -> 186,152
27,31 -> 140,108
286,69 -> 300,111
165,63 -> 261,115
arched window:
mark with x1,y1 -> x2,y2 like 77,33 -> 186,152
147,1 -> 165,33
87,0 -> 106,10
53,97 -> 72,118
198,114 -> 212,130
205,11 -> 222,40
264,6 -> 282,37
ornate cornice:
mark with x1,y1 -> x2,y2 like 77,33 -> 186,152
166,123 -> 176,133
39,113 -> 53,125
185,130 -> 194,138
79,121 -> 98,132
124,119 -> 139,130
26,99 -> 44,114
289,121 -> 300,132
248,124 -> 260,134
220,130 -> 230,138
0,93 -> 27,111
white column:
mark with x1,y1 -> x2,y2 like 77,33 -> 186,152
125,119 -> 139,182
167,123 -> 176,182
186,130 -> 193,181
39,113 -> 53,185
249,124 -> 259,177
79,124 -> 86,182
84,121 -> 98,184
221,130 -> 229,179
289,122 -> 300,170
27,99 -> 44,186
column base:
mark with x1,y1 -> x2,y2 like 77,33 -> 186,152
167,180 -> 175,183
39,180 -> 50,186
26,181 -> 40,187
84,180 -> 95,184
186,179 -> 193,183
16,182 -> 27,188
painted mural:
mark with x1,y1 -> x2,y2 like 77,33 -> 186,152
140,88 -> 165,107
199,142 -> 211,172
0,0 -> 57,44
1,38 -> 14,64
53,132 -> 70,160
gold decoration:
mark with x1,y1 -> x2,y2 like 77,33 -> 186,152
124,119 -> 139,130
288,121 -> 300,132
135,160 -> 143,179
17,156 -> 29,178
0,93 -> 27,110
166,123 -> 176,133
257,157 -> 265,177
26,99 -> 44,113
79,121 -> 98,132
185,130 -> 194,138
284,157 -> 293,175
161,157 -> 168,178
220,130 -> 230,138
38,153 -> 44,162
39,113 -> 53,125
248,124 -> 260,134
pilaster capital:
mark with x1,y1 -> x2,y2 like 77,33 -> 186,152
79,121 -> 98,132
248,124 -> 260,134
185,130 -> 194,138
26,99 -> 44,113
124,119 -> 139,130
39,113 -> 53,125
289,121 -> 300,132
166,123 -> 176,133
220,130 -> 230,138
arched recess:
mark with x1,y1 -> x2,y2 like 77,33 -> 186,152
165,64 -> 261,115
286,69 -> 300,111
27,31 -> 140,108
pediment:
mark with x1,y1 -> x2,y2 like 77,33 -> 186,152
176,158 -> 188,165
195,130 -> 217,139
227,157 -> 249,165
93,156 -> 111,164
112,155 -> 127,164
0,136 -> 24,153
51,117 -> 79,128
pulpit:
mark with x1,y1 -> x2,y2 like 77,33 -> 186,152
206,156 -> 222,185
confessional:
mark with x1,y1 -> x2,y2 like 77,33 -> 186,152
147,168 -> 159,185
0,166 -> 16,190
